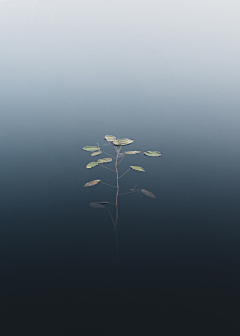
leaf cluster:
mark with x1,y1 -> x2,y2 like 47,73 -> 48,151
83,135 -> 161,207
83,135 -> 162,172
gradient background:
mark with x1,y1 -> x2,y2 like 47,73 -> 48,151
0,1 -> 240,335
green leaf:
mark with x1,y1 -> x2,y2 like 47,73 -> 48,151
144,151 -> 162,157
83,179 -> 101,187
97,158 -> 112,163
86,161 -> 98,169
130,166 -> 145,172
91,151 -> 102,156
105,135 -> 116,142
125,151 -> 141,154
140,189 -> 156,198
89,202 -> 105,209
112,138 -> 134,146
83,146 -> 99,152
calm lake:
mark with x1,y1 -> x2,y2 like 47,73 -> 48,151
0,1 -> 240,335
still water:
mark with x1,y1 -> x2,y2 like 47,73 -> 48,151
0,1 -> 240,335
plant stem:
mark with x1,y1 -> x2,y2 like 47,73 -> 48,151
115,146 -> 120,225
101,151 -> 115,158
100,181 -> 117,188
118,168 -> 130,179
98,164 -> 115,172
108,208 -> 114,225
108,208 -> 119,280
118,190 -> 138,196
113,146 -> 121,275
117,152 -> 125,165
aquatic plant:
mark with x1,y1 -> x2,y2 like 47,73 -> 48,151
83,135 -> 162,274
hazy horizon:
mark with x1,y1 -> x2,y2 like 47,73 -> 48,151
0,1 -> 240,335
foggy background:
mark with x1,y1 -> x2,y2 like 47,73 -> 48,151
0,1 -> 240,335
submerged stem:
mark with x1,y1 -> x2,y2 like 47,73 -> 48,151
107,208 -> 119,273
115,147 -> 120,225
108,208 -> 115,225
113,146 -> 121,276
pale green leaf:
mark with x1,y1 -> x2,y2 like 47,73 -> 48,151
91,151 -> 102,156
144,151 -> 162,157
130,166 -> 145,172
97,158 -> 112,163
112,138 -> 134,146
105,135 -> 116,142
83,179 -> 101,187
125,151 -> 141,154
86,161 -> 98,169
83,146 -> 99,152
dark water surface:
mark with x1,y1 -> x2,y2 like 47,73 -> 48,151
1,1 -> 240,335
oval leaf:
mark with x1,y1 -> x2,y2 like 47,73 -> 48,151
140,189 -> 156,198
130,166 -> 145,172
97,158 -> 112,163
144,151 -> 162,157
89,202 -> 105,209
86,161 -> 98,169
91,151 -> 102,156
83,146 -> 99,152
105,135 -> 116,142
84,179 -> 101,187
125,151 -> 141,154
112,138 -> 134,146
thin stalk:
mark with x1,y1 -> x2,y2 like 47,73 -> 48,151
113,146 -> 122,275
104,146 -> 125,277
98,164 -> 115,172
108,208 -> 119,279
100,181 -> 117,188
101,151 -> 115,158
118,190 -> 138,196
115,146 -> 121,225
117,152 -> 125,165
108,208 -> 115,225
118,168 -> 130,179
